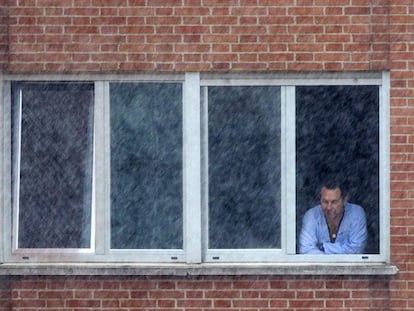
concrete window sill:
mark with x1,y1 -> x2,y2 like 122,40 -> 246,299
0,262 -> 398,276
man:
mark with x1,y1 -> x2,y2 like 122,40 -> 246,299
299,180 -> 367,254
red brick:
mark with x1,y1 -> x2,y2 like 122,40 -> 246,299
149,290 -> 185,299
93,290 -> 129,299
46,299 -> 65,308
289,299 -> 324,308
232,299 -> 268,308
205,290 -> 240,299
177,299 -> 212,308
120,299 -> 157,308
66,299 -> 101,308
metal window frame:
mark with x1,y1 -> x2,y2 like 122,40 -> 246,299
0,72 -> 389,264
199,71 -> 389,263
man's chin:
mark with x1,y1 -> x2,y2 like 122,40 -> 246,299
324,212 -> 339,221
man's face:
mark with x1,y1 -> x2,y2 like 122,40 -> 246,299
320,187 -> 345,222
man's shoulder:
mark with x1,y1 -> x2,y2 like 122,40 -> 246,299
345,202 -> 366,216
304,205 -> 323,217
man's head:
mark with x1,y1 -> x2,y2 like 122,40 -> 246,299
319,180 -> 348,223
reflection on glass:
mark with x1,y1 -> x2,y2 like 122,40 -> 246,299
208,86 -> 281,249
110,83 -> 183,249
13,83 -> 94,248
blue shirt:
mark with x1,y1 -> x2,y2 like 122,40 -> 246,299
299,203 -> 367,254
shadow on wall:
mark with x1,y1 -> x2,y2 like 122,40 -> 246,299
0,276 -> 11,309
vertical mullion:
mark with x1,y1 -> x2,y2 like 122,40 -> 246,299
183,73 -> 202,263
94,81 -> 108,256
380,71 -> 390,261
283,86 -> 297,255
1,80 -> 11,262
200,86 -> 208,259
12,85 -> 22,253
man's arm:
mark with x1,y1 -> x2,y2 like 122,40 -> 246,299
299,209 -> 324,254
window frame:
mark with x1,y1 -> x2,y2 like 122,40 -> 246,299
0,72 -> 390,264
11,82 -> 95,252
200,81 -> 288,262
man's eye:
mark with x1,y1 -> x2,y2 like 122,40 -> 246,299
322,200 -> 340,205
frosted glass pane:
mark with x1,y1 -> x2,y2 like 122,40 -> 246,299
208,86 -> 281,249
14,83 -> 94,248
110,83 -> 183,249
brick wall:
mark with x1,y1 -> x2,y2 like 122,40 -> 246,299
388,3 -> 414,311
0,277 -> 10,311
1,0 -> 414,310
0,275 -> 399,310
5,0 -> 391,72
0,1 -> 8,71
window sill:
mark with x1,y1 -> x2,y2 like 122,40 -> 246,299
0,262 -> 398,276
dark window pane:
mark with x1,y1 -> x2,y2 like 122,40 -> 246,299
208,86 -> 281,249
296,85 -> 380,254
13,82 -> 94,248
110,83 -> 183,249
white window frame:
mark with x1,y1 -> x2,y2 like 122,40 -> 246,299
200,80 -> 288,262
0,72 -> 390,264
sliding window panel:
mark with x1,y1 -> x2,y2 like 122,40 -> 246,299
296,85 -> 380,255
207,86 -> 281,249
12,82 -> 94,249
110,83 -> 183,250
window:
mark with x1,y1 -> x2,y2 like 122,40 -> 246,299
11,83 -> 94,251
296,86 -> 380,255
110,82 -> 183,250
0,72 -> 390,263
206,86 -> 281,250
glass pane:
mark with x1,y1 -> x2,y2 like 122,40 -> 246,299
110,83 -> 183,249
13,83 -> 94,248
296,86 -> 379,254
208,86 -> 281,249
